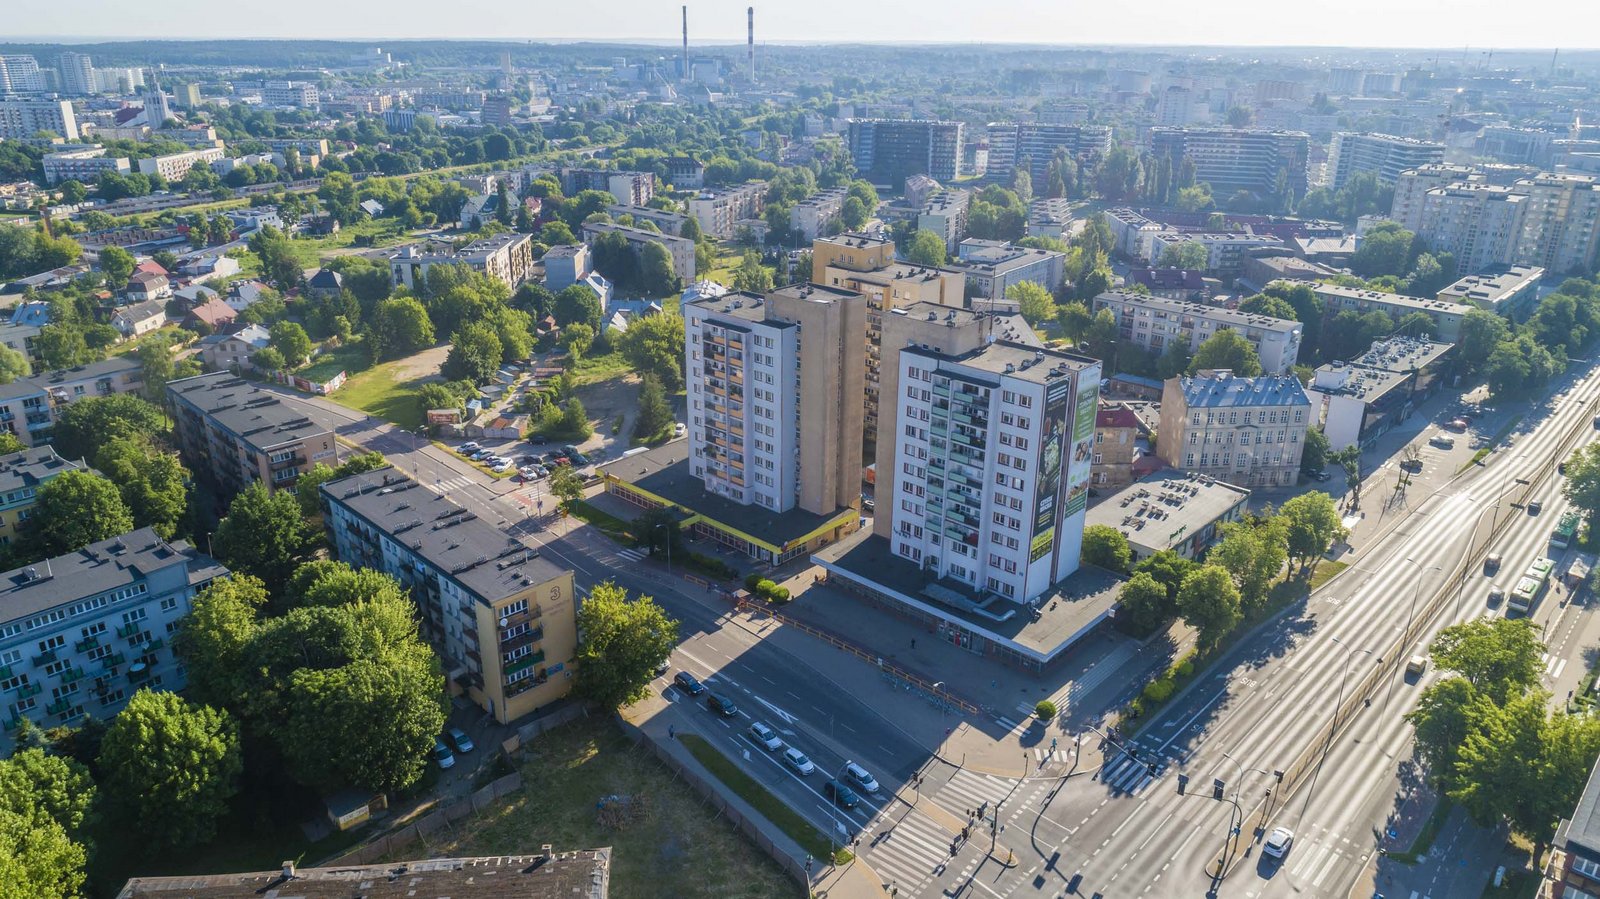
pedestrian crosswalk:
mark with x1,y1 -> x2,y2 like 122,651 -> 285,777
425,475 -> 476,494
1543,652 -> 1569,681
1283,834 -> 1356,890
1096,749 -> 1159,795
860,810 -> 953,893
1029,745 -> 1069,767
935,768 -> 1015,816
616,547 -> 646,562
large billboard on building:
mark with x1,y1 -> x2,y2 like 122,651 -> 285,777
1063,366 -> 1102,518
1029,378 -> 1074,562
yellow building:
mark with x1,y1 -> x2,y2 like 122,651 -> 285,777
0,447 -> 82,547
321,468 -> 577,724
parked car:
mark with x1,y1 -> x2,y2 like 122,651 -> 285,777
1307,469 -> 1332,482
490,459 -> 514,473
528,434 -> 549,445
432,738 -> 456,770
459,442 -> 481,454
844,761 -> 880,794
471,449 -> 495,461
823,779 -> 861,809
782,746 -> 816,775
567,450 -> 591,466
1263,827 -> 1295,859
673,671 -> 706,696
1428,434 -> 1455,450
706,692 -> 739,717
1446,418 -> 1469,431
748,721 -> 783,751
447,726 -> 475,753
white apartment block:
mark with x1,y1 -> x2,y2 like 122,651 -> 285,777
0,99 -> 79,141
1300,281 -> 1471,343
918,189 -> 971,254
136,147 -> 225,183
387,232 -> 536,291
56,53 -> 95,96
1091,291 -> 1303,376
950,239 -> 1066,306
1156,372 -> 1311,489
1143,231 -> 1284,276
984,122 -> 1113,181
790,187 -> 848,243
683,284 -> 865,516
42,145 -> 130,185
0,57 -> 46,93
94,67 -> 144,94
887,341 -> 1102,603
263,80 -> 319,108
1328,133 -> 1444,190
687,180 -> 766,239
1514,173 -> 1600,276
1395,166 -> 1600,276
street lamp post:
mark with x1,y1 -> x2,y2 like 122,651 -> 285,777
1386,559 -> 1441,718
1301,636 -> 1373,821
655,523 -> 672,573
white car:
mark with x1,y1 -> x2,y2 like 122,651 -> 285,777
748,722 -> 784,751
782,746 -> 815,775
1428,434 -> 1455,450
674,422 -> 687,438
844,761 -> 880,794
1263,827 -> 1294,859
491,459 -> 514,473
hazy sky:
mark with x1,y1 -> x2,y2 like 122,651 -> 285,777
9,0 -> 1594,48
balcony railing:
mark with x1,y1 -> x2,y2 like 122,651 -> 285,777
116,622 -> 144,639
74,636 -> 99,653
14,682 -> 42,699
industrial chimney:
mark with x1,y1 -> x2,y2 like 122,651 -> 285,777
747,7 -> 755,83
681,6 -> 690,81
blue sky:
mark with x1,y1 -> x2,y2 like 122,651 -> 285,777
9,0 -> 1589,48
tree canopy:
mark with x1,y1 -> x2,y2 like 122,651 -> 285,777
98,690 -> 242,850
575,582 -> 680,710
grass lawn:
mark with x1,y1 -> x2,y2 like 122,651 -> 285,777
298,342 -> 371,383
1308,559 -> 1349,591
332,357 -> 426,428
1480,870 -> 1539,899
380,716 -> 793,899
571,349 -> 633,386
1388,800 -> 1452,864
568,499 -> 635,541
284,218 -> 411,269
678,734 -> 852,866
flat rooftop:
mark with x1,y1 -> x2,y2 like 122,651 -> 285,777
321,468 -> 568,605
1094,290 -> 1302,333
167,372 -> 330,453
1303,281 -> 1472,315
1309,362 -> 1412,403
1084,470 -> 1251,555
836,263 -> 954,286
815,231 -> 890,250
1561,759 -> 1600,860
599,443 -> 851,546
813,532 -> 1123,664
1437,265 -> 1545,304
0,527 -> 225,627
683,290 -> 781,325
115,851 -> 612,899
1350,336 -> 1455,373
906,339 -> 1098,385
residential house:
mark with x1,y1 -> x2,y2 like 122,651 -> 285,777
124,270 -> 170,303
110,299 -> 167,338
196,323 -> 271,372
184,296 -> 238,333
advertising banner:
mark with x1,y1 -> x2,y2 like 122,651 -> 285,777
1063,367 -> 1102,517
1029,379 -> 1073,562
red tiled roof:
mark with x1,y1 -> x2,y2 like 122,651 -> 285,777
1096,406 -> 1144,430
186,297 -> 238,327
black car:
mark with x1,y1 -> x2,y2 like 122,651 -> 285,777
1307,469 -> 1333,482
706,692 -> 739,717
823,779 -> 861,809
567,451 -> 591,466
673,671 -> 706,696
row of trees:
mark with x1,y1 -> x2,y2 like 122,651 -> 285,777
1085,490 -> 1346,646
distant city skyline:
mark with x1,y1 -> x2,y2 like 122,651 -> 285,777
4,0 -> 1593,50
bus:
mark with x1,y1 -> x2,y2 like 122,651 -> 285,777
1509,557 -> 1555,615
1552,512 -> 1580,551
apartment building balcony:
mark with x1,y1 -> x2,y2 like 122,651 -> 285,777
270,453 -> 307,471
45,698 -> 75,716
32,648 -> 57,665
74,635 -> 99,653
128,665 -> 150,684
503,650 -> 546,676
100,653 -> 125,670
57,667 -> 86,685
3,715 -> 22,733
499,625 -> 544,653
13,682 -> 42,699
0,664 -> 9,681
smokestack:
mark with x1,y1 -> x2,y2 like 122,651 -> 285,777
681,6 -> 689,81
748,7 -> 755,83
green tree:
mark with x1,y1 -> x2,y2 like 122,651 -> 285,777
0,746 -> 96,898
1133,550 -> 1199,604
548,463 -> 585,508
0,343 -> 30,385
906,229 -> 948,266
295,461 -> 339,515
1239,293 -> 1298,321
367,296 -> 435,361
1301,426 -> 1330,474
560,322 -> 595,364
212,483 -> 317,597
634,373 -> 673,442
135,339 -> 175,402
620,310 -> 686,391
247,226 -> 303,291
574,581 -> 680,710
94,436 -> 188,539
732,250 -> 775,292
1081,524 -> 1132,573
1116,571 -> 1174,635
172,575 -> 269,711
560,397 -> 593,439
98,245 -> 135,287
98,690 -> 242,849
639,240 -> 679,296
17,470 -> 134,559
1406,676 -> 1489,790
1176,565 -> 1242,647
1187,329 -> 1264,376
250,346 -> 286,372
1350,222 -> 1415,279
0,805 -> 86,899
539,220 -> 576,246
840,196 -> 870,230
1056,302 -> 1093,343
1007,281 -> 1056,326
1459,309 -> 1510,372
442,322 -> 503,385
1278,491 -> 1346,570
1431,617 -> 1546,704
1158,240 -> 1210,270
268,320 -> 313,367
553,284 -> 602,330
33,324 -> 94,371
1565,442 -> 1600,542
1207,518 -> 1288,613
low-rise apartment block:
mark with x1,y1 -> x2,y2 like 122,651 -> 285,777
604,203 -> 687,236
388,232 -> 536,292
581,221 -> 697,281
136,146 -> 225,183
951,238 -> 1066,307
262,80 -> 319,108
1156,372 -> 1311,488
167,372 -> 337,497
1143,231 -> 1285,276
1300,281 -> 1470,343
0,447 -> 82,546
1,528 -> 227,752
1306,337 -> 1455,450
687,181 -> 766,239
1436,265 -> 1544,317
1091,291 -> 1304,376
41,144 -> 130,184
0,357 -> 146,447
918,188 -> 971,254
321,468 -> 577,725
790,187 -> 848,243
1084,470 -> 1250,562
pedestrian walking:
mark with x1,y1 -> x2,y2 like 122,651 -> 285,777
668,725 -> 676,739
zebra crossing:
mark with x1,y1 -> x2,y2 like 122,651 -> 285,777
1095,748 -> 1160,795
1543,652 -> 1569,681
859,810 -> 954,894
1282,827 -> 1360,891
424,475 -> 476,494
935,768 -> 1016,816
616,546 -> 647,563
